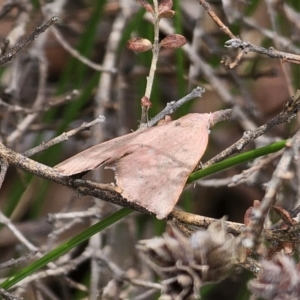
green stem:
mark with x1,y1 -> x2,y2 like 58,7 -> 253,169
187,140 -> 286,183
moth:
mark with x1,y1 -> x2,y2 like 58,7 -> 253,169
55,110 -> 231,219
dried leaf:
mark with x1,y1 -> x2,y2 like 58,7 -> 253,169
160,34 -> 186,49
272,205 -> 296,226
126,37 -> 152,52
136,0 -> 154,13
55,111 -> 231,219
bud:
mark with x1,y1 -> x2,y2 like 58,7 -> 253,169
158,0 -> 173,15
126,37 -> 152,52
141,96 -> 152,108
160,34 -> 186,49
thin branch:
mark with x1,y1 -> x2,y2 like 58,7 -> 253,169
11,249 -> 92,287
169,208 -> 245,236
0,160 -> 9,189
95,251 -> 162,290
228,150 -> 283,187
23,116 -> 105,157
94,7 -> 132,143
0,16 -> 59,67
203,90 -> 300,167
225,38 -> 300,65
50,26 -> 117,73
0,211 -> 39,252
0,90 -> 79,114
0,252 -> 37,269
198,0 -> 236,39
141,0 -> 160,124
242,16 -> 300,55
47,207 -> 100,223
143,86 -> 206,128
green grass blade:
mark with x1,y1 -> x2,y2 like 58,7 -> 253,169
0,208 -> 132,290
187,140 -> 286,183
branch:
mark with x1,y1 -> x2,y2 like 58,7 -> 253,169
142,86 -> 206,128
198,0 -> 236,39
225,38 -> 300,64
0,16 -> 59,66
23,116 -> 105,157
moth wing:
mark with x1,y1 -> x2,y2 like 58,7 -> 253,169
55,131 -> 142,175
114,113 -> 211,219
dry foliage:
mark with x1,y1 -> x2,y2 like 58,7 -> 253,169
0,0 -> 300,300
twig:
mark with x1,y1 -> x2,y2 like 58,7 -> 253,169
0,90 -> 79,114
0,0 -> 29,20
203,90 -> 300,167
197,0 -> 249,69
132,289 -> 161,300
225,38 -> 300,65
47,207 -> 100,223
242,16 -> 300,55
196,177 -> 233,187
141,0 -> 160,124
0,287 -> 22,300
6,19 -> 50,147
198,0 -> 235,39
0,16 -> 59,67
0,211 -> 39,252
171,218 -> 195,236
49,218 -> 83,240
170,204 -> 300,247
265,0 -> 294,97
144,86 -> 206,128
63,277 -> 88,292
229,150 -> 284,187
169,208 -> 245,236
10,248 -> 92,287
89,219 -> 102,300
23,116 -> 105,157
247,139 -> 294,250
199,0 -> 300,68
0,160 -> 9,189
31,282 -> 60,300
95,251 -> 162,290
0,39 -> 10,56
94,6 -> 132,143
0,252 -> 37,269
228,48 -> 247,69
50,26 -> 117,73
